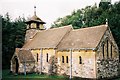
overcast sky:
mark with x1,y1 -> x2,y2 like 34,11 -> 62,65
0,0 -> 119,28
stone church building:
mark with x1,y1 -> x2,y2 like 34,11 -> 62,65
10,8 -> 119,79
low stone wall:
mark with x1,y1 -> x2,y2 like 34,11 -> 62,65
97,58 -> 119,79
19,62 -> 35,73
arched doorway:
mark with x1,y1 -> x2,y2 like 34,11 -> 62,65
14,56 -> 19,73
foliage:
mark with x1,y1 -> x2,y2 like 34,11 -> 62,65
108,2 -> 120,52
99,1 -> 111,10
51,9 -> 83,29
2,13 -> 26,69
51,1 -> 120,52
48,56 -> 57,75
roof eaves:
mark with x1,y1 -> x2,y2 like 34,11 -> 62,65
58,48 -> 96,51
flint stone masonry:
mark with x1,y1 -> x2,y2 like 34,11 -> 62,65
25,29 -> 39,43
96,28 -> 119,79
19,63 -> 35,73
97,58 -> 119,78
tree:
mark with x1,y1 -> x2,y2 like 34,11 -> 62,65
108,1 -> 120,51
99,0 -> 111,10
2,13 -> 26,69
51,9 -> 83,29
48,56 -> 57,75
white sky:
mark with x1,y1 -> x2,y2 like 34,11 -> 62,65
0,0 -> 119,28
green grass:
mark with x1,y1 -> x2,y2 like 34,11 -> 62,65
2,69 -> 67,80
2,69 -> 120,80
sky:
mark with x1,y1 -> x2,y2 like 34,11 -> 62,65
0,0 -> 119,28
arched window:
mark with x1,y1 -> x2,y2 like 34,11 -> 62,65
79,56 -> 82,64
107,40 -> 109,58
102,43 -> 104,59
47,53 -> 48,62
37,53 -> 38,62
62,56 -> 64,63
111,44 -> 112,58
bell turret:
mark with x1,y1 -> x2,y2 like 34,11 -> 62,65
25,6 -> 46,30
25,6 -> 46,43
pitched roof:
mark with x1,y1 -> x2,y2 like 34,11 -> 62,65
26,15 -> 45,24
57,25 -> 108,50
23,25 -> 72,49
17,50 -> 35,63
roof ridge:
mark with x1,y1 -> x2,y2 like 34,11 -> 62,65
35,25 -> 72,35
37,25 -> 73,34
48,25 -> 73,31
72,24 -> 108,32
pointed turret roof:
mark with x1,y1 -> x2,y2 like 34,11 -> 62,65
25,6 -> 46,24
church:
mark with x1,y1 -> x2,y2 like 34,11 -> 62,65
10,7 -> 119,79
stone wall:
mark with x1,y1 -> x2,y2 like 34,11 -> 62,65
25,29 -> 39,43
31,49 -> 56,74
19,62 -> 35,73
96,28 -> 119,79
56,50 -> 96,78
97,58 -> 119,78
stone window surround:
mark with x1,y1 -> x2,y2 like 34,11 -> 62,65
102,38 -> 113,59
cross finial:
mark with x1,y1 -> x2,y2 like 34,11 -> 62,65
34,6 -> 36,16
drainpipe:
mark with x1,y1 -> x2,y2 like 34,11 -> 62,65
40,48 -> 43,74
70,49 -> 72,80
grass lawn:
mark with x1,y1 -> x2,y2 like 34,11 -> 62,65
2,69 -> 68,80
2,69 -> 120,80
